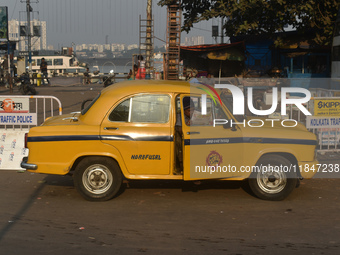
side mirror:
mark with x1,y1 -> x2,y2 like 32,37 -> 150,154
223,119 -> 237,131
223,123 -> 230,129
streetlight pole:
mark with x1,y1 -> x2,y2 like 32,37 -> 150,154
26,0 -> 32,71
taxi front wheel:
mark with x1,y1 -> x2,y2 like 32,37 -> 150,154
73,157 -> 123,201
248,155 -> 297,201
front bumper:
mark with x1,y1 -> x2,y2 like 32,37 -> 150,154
298,160 -> 319,179
21,157 -> 38,170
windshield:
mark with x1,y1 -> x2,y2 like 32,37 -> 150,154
81,93 -> 101,115
220,92 -> 245,122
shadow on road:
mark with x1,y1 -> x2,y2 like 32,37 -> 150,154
0,182 -> 46,243
41,174 -> 255,200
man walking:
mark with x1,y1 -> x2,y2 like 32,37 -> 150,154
40,58 -> 50,85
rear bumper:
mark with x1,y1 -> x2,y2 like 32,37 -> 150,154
21,157 -> 37,170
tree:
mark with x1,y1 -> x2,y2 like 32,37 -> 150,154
158,0 -> 340,46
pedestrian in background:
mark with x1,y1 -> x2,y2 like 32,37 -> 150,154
127,69 -> 133,80
84,67 -> 91,84
40,58 -> 50,86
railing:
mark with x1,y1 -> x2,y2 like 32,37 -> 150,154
283,95 -> 340,152
0,95 -> 62,129
0,95 -> 62,170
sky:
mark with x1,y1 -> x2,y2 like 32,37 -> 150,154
2,0 -> 220,49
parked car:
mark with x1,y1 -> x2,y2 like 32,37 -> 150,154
21,80 -> 318,201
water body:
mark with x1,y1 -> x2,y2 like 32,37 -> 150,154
79,57 -> 132,74
79,57 -> 163,74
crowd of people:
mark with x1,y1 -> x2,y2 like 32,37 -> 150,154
0,56 -> 52,88
0,55 -> 15,88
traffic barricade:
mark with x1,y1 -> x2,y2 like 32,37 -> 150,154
303,96 -> 340,152
0,95 -> 62,170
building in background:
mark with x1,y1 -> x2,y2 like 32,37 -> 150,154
231,31 -> 331,81
182,36 -> 205,46
8,19 -> 47,51
180,42 -> 245,78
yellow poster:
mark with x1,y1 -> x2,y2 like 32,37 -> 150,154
314,99 -> 340,116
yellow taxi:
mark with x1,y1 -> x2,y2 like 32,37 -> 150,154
21,80 -> 318,201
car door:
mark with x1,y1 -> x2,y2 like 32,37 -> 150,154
178,94 -> 244,180
100,93 -> 172,175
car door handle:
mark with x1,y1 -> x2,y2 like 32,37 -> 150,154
187,132 -> 200,135
104,127 -> 119,130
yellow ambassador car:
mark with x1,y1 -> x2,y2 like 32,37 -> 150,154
21,80 -> 318,201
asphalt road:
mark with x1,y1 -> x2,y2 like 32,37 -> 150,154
0,83 -> 340,255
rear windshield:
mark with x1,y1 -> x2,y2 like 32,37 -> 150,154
81,93 -> 101,115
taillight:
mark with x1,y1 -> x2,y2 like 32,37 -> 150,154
24,133 -> 28,148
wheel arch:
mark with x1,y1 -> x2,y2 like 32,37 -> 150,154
257,152 -> 301,178
69,155 -> 125,177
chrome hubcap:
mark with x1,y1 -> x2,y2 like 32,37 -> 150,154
256,169 -> 286,194
83,164 -> 113,194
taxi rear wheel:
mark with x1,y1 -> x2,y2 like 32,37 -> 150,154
73,157 -> 122,201
248,155 -> 297,201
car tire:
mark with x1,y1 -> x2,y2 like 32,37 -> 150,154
248,155 -> 297,201
73,157 -> 122,201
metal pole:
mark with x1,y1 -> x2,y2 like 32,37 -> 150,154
220,17 -> 224,44
145,0 -> 152,79
7,41 -> 13,93
26,0 -> 32,72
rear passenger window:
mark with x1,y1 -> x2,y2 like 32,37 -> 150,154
109,94 -> 170,123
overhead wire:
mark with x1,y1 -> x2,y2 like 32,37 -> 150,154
56,0 -> 58,33
68,0 -> 71,33
10,0 -> 212,50
85,0 -> 88,34
191,26 -> 212,33
65,0 -> 67,33
109,0 -> 112,36
101,0 -> 106,39
91,0 -> 94,35
47,0 -> 50,33
119,0 -> 121,34
10,0 -> 18,19
131,0 -> 134,37
95,0 -> 98,35
77,0 -> 79,33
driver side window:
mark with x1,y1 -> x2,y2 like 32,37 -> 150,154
180,96 -> 228,126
